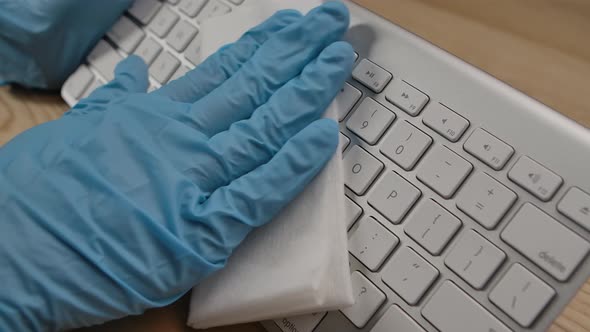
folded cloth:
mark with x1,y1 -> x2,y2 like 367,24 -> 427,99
186,1 -> 354,329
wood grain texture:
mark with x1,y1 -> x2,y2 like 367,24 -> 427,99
0,0 -> 589,331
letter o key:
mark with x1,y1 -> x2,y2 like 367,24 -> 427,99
352,163 -> 363,174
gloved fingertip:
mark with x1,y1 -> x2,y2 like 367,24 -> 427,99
310,1 -> 350,27
320,41 -> 356,67
115,55 -> 148,75
272,9 -> 304,22
112,55 -> 149,93
243,9 -> 303,44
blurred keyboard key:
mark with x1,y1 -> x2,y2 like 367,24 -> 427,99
343,145 -> 383,195
405,199 -> 461,256
344,196 -> 362,229
368,171 -> 421,224
334,82 -> 362,121
63,65 -> 94,99
370,305 -> 425,332
184,34 -> 202,65
196,0 -> 232,24
417,145 -> 472,199
445,230 -> 506,289
423,103 -> 469,142
167,20 -> 198,52
179,0 -> 208,17
508,156 -> 562,201
381,121 -> 432,171
149,6 -> 179,38
352,59 -> 392,93
150,52 -> 180,84
489,264 -> 555,327
349,217 -> 398,271
134,37 -> 163,66
502,203 -> 589,281
346,98 -> 395,144
385,80 -> 429,116
87,40 -> 122,81
422,281 -> 511,332
340,272 -> 386,328
276,312 -> 327,332
107,16 -> 145,53
339,132 -> 350,152
464,128 -> 513,170
456,172 -> 517,229
382,247 -> 438,305
128,0 -> 162,25
558,187 -> 590,230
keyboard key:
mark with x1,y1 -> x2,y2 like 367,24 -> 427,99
167,0 -> 180,4
370,305 -> 425,332
344,196 -> 362,229
381,247 -> 438,305
166,20 -> 198,52
170,66 -> 190,82
107,16 -> 145,53
63,65 -> 94,99
422,281 -> 511,332
368,171 -> 421,224
149,6 -> 179,38
502,203 -> 590,281
380,120 -> 432,171
179,0 -> 208,17
87,40 -> 123,81
339,132 -> 350,152
346,98 -> 395,144
150,52 -> 180,84
464,128 -> 514,170
128,0 -> 162,25
348,217 -> 398,271
416,145 -> 473,198
445,230 -> 506,289
422,103 -> 469,142
340,272 -> 386,328
489,264 -> 555,327
184,33 -> 202,65
276,312 -> 327,332
134,37 -> 162,66
508,156 -> 563,201
456,172 -> 517,229
558,187 -> 590,231
196,0 -> 231,24
352,59 -> 392,93
404,199 -> 461,256
227,0 -> 244,4
334,82 -> 362,121
385,80 -> 429,116
343,146 -> 384,195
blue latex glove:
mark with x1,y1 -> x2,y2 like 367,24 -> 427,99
0,0 -> 132,89
0,3 -> 354,331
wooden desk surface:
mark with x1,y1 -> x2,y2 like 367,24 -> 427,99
1,1 -> 589,331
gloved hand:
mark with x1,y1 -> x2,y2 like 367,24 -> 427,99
0,0 -> 132,89
0,3 -> 354,331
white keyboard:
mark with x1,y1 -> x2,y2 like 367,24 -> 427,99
61,1 -> 590,332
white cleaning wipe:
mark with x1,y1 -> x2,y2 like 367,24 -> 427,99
187,1 -> 354,329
